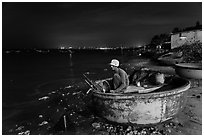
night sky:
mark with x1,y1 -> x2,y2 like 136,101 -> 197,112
2,2 -> 202,49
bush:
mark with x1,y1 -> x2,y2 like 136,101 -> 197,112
172,42 -> 202,63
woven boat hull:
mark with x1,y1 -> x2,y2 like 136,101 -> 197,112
92,77 -> 190,125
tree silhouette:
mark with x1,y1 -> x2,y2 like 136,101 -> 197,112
172,27 -> 180,33
150,33 -> 170,46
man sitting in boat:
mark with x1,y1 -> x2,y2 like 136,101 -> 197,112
108,59 -> 129,93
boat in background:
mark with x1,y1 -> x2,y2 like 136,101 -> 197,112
175,63 -> 202,79
157,52 -> 183,66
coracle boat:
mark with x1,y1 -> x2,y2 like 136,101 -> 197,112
157,52 -> 183,66
175,63 -> 202,79
92,76 -> 190,125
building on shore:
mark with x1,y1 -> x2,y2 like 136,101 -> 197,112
170,28 -> 202,49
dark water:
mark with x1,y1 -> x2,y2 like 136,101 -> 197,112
2,50 -> 150,135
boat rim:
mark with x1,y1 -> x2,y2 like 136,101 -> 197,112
92,77 -> 191,99
175,63 -> 202,70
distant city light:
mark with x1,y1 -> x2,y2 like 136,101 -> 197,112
98,47 -> 110,50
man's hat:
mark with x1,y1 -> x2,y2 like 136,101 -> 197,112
110,59 -> 119,67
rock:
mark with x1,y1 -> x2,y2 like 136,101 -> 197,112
16,126 -> 24,131
92,122 -> 101,129
8,129 -> 14,133
126,126 -> 132,131
38,121 -> 48,126
169,122 -> 174,126
18,130 -> 30,135
178,122 -> 184,127
38,96 -> 49,101
97,131 -> 109,135
133,130 -> 138,135
171,117 -> 180,125
127,131 -> 134,135
167,128 -> 172,133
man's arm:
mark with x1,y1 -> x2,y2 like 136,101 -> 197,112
113,69 -> 127,93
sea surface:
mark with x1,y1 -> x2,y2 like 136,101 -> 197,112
2,49 -> 151,135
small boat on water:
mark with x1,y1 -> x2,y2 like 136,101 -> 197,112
91,75 -> 190,125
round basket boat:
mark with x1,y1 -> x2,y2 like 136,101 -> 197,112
157,52 -> 183,66
92,76 -> 190,125
175,63 -> 202,79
